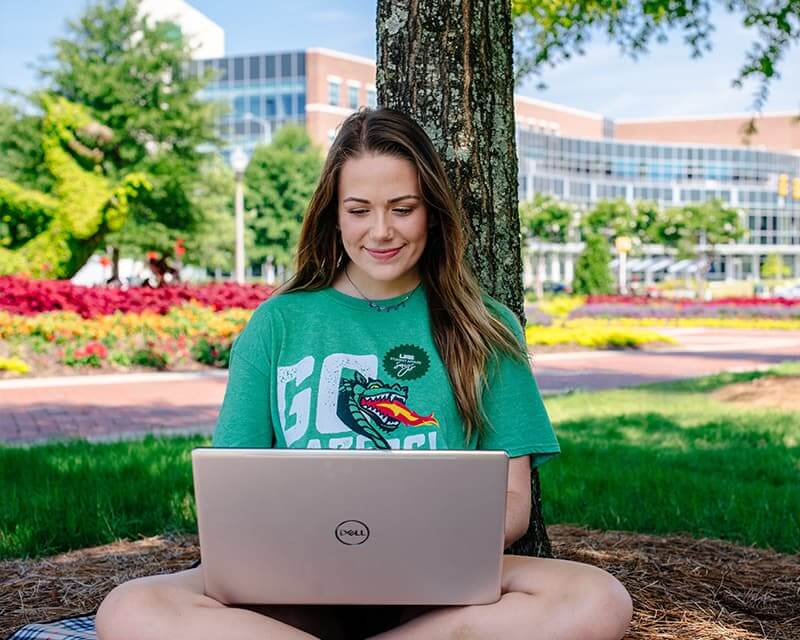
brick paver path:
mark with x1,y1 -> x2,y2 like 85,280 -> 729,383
2,329 -> 798,444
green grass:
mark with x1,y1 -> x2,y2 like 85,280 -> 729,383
1,363 -> 798,559
540,362 -> 800,554
0,435 -> 207,560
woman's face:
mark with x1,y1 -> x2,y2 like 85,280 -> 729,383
337,153 -> 429,296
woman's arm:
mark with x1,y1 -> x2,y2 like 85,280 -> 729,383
504,455 -> 532,549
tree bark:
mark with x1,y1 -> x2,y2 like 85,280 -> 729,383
377,0 -> 552,558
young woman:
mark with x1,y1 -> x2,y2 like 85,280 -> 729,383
96,108 -> 632,640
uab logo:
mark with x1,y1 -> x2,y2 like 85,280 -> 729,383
335,520 -> 370,545
383,344 -> 430,381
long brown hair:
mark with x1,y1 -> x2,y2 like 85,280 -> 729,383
278,107 -> 527,442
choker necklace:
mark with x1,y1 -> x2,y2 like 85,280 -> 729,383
344,268 -> 421,312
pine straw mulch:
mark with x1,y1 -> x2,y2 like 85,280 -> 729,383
2,525 -> 798,640
712,375 -> 800,411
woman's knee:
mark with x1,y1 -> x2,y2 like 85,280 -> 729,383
96,580 -> 155,640
572,566 -> 633,640
96,569 -> 216,640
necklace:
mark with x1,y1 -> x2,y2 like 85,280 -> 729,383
344,268 -> 420,312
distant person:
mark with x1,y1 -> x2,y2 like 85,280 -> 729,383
96,107 -> 632,640
145,251 -> 180,287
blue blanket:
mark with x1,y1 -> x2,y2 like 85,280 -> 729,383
8,615 -> 96,640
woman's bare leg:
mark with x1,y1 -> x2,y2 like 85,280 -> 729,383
95,567 -> 346,640
368,556 -> 633,640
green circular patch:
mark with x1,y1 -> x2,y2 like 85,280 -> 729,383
383,344 -> 430,381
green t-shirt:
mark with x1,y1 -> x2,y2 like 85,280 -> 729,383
212,285 -> 560,467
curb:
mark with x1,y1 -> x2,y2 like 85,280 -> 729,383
0,369 -> 229,390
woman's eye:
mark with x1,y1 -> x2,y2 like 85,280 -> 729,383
349,209 -> 368,215
394,208 -> 413,215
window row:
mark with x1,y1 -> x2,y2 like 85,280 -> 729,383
193,52 -> 306,84
230,93 -> 306,119
328,80 -> 377,110
518,131 -> 799,175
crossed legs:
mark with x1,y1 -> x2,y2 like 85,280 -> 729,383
369,555 -> 632,640
95,555 -> 632,640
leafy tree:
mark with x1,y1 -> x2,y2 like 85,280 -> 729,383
581,199 -> 662,249
573,233 -> 614,294
519,193 -> 574,243
582,199 -> 636,239
37,0 -> 221,266
762,253 -> 791,279
650,199 -> 744,257
244,126 -> 324,271
650,199 -> 745,294
0,101 -> 53,194
513,0 -> 800,113
173,156 -> 247,274
519,194 -> 574,298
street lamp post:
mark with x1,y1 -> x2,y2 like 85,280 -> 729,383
242,112 -> 272,146
615,235 -> 632,295
230,146 -> 248,285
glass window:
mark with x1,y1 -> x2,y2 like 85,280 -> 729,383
248,96 -> 260,118
281,53 -> 292,77
233,96 -> 245,116
234,57 -> 244,82
264,96 -> 276,117
367,89 -> 377,108
282,94 -> 293,116
297,93 -> 305,116
348,85 -> 359,110
216,58 -> 228,82
249,56 -> 260,80
328,81 -> 340,106
297,53 -> 306,76
264,55 -> 276,79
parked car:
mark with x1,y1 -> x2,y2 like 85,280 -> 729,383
775,284 -> 800,299
543,281 -> 570,294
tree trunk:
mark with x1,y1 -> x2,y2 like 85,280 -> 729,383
377,0 -> 552,558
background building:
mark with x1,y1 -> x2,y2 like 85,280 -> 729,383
515,97 -> 800,282
186,39 -> 800,283
190,49 -> 375,159
138,0 -> 224,59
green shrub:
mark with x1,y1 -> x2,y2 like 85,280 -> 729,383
573,234 -> 614,295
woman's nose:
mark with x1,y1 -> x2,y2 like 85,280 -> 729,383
370,212 -> 392,239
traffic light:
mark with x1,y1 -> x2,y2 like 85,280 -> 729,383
793,178 -> 800,201
778,174 -> 789,198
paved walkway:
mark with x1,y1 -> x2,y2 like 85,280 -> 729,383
1,328 -> 798,445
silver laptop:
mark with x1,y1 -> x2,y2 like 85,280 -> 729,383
191,448 -> 509,606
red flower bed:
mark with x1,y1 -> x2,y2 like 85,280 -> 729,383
586,295 -> 800,307
0,276 -> 275,318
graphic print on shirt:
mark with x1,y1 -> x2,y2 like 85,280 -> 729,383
276,352 -> 441,450
383,344 -> 430,381
337,370 -> 439,449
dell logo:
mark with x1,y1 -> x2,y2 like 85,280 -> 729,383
335,520 -> 370,545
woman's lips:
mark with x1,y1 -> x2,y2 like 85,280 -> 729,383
366,247 -> 402,260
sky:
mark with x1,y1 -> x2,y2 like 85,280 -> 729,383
1,0 -> 798,120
